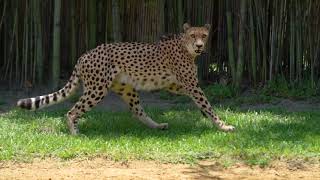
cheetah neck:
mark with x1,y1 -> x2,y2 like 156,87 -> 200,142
158,34 -> 195,63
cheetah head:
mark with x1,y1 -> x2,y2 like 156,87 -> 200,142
182,23 -> 211,56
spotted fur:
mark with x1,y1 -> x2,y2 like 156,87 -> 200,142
17,23 -> 235,135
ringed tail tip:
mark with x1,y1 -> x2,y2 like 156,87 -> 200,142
17,98 -> 32,110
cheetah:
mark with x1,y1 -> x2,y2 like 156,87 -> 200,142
17,23 -> 235,135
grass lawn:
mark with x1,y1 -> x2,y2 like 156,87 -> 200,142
0,106 -> 319,166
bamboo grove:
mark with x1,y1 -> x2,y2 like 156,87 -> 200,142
0,0 -> 320,90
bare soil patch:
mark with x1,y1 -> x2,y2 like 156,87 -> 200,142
0,158 -> 319,180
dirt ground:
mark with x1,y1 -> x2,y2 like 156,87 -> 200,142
0,158 -> 320,180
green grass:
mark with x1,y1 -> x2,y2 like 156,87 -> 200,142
0,107 -> 319,166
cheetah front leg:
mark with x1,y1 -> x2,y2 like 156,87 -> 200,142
111,82 -> 168,130
181,84 -> 235,132
165,83 -> 208,118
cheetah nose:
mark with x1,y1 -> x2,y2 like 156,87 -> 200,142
196,44 -> 203,49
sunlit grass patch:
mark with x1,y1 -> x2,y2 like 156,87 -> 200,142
0,107 -> 319,166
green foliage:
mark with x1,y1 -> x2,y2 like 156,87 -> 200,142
203,84 -> 236,101
0,100 -> 6,106
158,77 -> 319,106
68,92 -> 81,103
157,91 -> 190,104
158,84 -> 236,103
232,95 -> 277,106
261,77 -> 319,99
1,107 -> 319,166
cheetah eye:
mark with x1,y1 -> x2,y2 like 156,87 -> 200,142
190,34 -> 195,38
202,34 -> 207,38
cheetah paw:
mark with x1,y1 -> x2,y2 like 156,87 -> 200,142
157,123 -> 169,130
221,125 -> 235,132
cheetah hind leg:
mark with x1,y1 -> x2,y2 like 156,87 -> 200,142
66,87 -> 109,135
112,82 -> 168,130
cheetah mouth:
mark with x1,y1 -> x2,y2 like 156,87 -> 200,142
195,50 -> 202,54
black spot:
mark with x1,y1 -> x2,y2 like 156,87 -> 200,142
35,96 -> 41,109
53,93 -> 58,102
45,96 -> 50,104
25,99 -> 32,110
200,110 -> 208,118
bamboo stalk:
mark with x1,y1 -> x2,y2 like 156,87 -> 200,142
15,0 -> 19,85
71,0 -> 76,65
112,0 -> 121,42
226,0 -> 236,84
235,0 -> 246,88
295,0 -> 302,82
88,0 -> 96,49
249,0 -> 257,85
289,3 -> 295,83
52,0 -> 61,89
34,0 -> 43,84
0,0 -> 6,31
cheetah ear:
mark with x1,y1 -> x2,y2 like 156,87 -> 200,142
204,24 -> 211,31
183,23 -> 191,32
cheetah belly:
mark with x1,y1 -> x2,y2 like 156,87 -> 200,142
115,72 -> 177,91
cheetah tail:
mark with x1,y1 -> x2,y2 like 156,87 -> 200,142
17,69 -> 80,111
